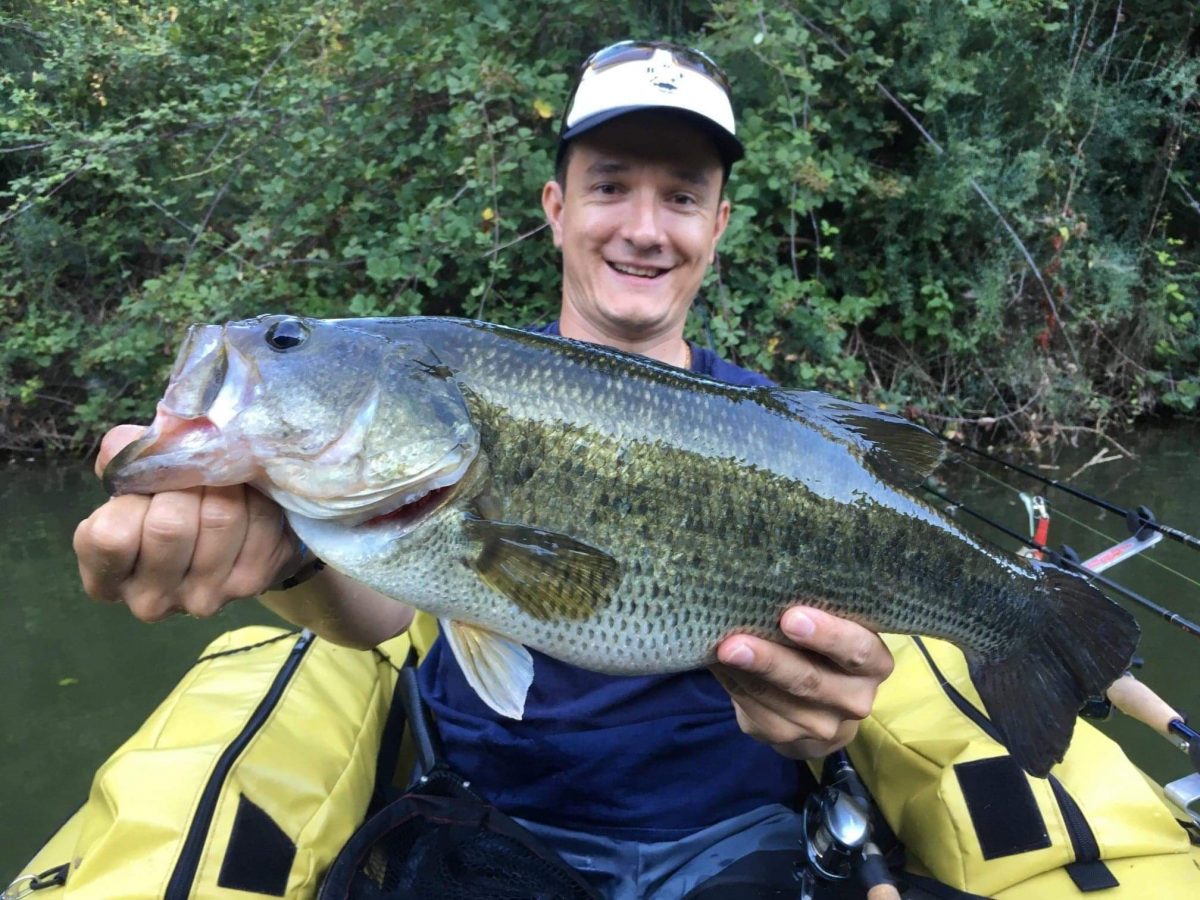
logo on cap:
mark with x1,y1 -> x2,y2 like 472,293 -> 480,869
646,62 -> 681,93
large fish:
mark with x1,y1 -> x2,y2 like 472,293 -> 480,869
106,315 -> 1139,776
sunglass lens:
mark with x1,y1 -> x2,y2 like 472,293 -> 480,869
673,49 -> 730,93
578,41 -> 731,98
587,41 -> 657,73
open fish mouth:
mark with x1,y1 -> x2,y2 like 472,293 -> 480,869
104,317 -> 481,531
366,481 -> 459,529
268,446 -> 474,529
102,324 -> 258,496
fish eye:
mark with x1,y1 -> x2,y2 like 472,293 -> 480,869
265,318 -> 309,352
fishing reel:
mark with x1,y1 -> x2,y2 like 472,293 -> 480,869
795,753 -> 898,900
799,785 -> 870,881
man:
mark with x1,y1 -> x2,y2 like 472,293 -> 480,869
74,41 -> 892,897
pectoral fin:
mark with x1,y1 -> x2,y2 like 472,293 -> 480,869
464,515 -> 620,621
442,618 -> 534,719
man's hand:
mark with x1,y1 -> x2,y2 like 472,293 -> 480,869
73,424 -> 299,621
711,607 -> 893,760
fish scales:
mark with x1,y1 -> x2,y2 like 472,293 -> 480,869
106,315 -> 1140,776
369,319 -> 1039,670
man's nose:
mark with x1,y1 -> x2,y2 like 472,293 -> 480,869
621,191 -> 664,250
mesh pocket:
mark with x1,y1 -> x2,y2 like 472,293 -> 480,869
320,772 -> 599,900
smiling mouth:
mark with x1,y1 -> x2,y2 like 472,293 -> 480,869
609,261 -> 668,279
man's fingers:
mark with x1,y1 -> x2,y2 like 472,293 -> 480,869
95,424 -> 149,478
182,485 -> 251,614
74,495 -> 150,601
125,594 -> 184,623
75,492 -> 191,621
716,635 -> 826,702
712,664 -> 848,755
714,641 -> 836,717
80,432 -> 283,622
226,486 -> 294,599
131,490 -> 202,597
715,633 -> 878,723
712,608 -> 893,759
732,688 -> 846,751
710,661 -> 753,701
779,607 -> 894,679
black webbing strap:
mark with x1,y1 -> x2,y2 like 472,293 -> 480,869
912,638 -> 1118,889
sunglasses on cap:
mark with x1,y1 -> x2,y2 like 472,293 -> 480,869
577,40 -> 732,98
557,38 -> 744,172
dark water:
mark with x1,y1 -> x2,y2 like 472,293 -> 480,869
1,461 -> 278,878
3,426 -> 1199,878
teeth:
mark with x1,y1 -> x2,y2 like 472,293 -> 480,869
611,262 -> 662,278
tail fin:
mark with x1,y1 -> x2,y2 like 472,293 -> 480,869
967,567 -> 1139,777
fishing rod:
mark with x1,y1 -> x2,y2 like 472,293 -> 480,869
1107,674 -> 1200,776
1016,491 -> 1200,787
923,482 -> 1200,788
921,482 -> 1200,641
947,437 -> 1200,553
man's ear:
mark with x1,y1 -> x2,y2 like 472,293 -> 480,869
542,180 -> 565,249
709,197 -> 731,263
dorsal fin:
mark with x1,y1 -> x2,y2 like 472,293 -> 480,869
769,389 -> 946,486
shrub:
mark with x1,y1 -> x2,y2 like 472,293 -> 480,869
1,0 -> 1196,451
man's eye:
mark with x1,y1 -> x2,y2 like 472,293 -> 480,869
596,183 -> 620,195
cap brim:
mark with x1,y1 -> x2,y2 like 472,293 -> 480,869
558,106 -> 745,172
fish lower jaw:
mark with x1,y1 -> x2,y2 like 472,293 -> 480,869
265,444 -> 477,527
277,484 -> 447,535
283,484 -> 460,574
104,413 -> 258,495
361,482 -> 456,531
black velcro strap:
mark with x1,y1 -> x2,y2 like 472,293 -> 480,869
217,794 -> 296,896
1065,859 -> 1121,892
954,757 -> 1051,859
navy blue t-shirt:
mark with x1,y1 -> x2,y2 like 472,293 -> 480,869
418,322 -> 802,841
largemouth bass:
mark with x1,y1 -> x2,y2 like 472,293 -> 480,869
106,315 -> 1139,777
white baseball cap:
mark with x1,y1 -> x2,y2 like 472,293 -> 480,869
557,41 -> 744,173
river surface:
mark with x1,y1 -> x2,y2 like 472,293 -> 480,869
3,425 -> 1199,878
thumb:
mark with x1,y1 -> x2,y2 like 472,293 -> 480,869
95,424 -> 150,478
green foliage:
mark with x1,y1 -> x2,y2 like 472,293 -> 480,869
1,0 -> 1197,450
703,0 -> 1200,434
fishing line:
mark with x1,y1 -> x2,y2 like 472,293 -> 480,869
949,455 -> 1200,594
922,482 -> 1043,553
947,438 -> 1200,552
921,482 -> 1200,640
1041,502 -> 1200,594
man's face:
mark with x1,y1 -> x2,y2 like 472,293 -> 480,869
542,112 -> 731,345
